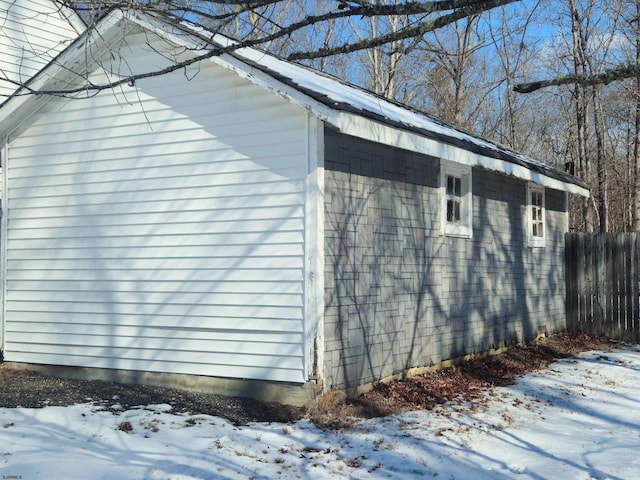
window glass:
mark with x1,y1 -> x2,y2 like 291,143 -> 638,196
446,175 -> 462,224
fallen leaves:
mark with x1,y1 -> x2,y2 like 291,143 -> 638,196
316,331 -> 615,425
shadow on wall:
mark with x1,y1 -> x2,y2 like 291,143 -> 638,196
3,30 -> 310,388
323,129 -> 566,391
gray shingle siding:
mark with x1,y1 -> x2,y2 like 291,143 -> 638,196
323,128 -> 567,390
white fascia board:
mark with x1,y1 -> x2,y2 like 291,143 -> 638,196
129,11 -> 195,45
58,3 -> 87,35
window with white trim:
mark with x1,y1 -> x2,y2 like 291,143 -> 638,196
441,161 -> 472,238
528,183 -> 545,247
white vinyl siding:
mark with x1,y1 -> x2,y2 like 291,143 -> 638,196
0,0 -> 82,99
3,33 -> 309,383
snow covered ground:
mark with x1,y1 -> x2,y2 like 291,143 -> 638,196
0,346 -> 639,480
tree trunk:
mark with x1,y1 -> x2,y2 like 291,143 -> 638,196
570,0 -> 593,231
592,86 -> 607,232
633,1 -> 640,230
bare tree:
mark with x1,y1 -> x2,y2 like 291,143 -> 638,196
348,8 -> 418,100
482,2 -> 541,151
420,15 -> 485,126
0,0 -> 523,98
568,0 -> 594,230
624,0 -> 640,229
53,1 -> 640,98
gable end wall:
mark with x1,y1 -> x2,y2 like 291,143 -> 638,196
2,32 -> 310,386
323,129 -> 567,390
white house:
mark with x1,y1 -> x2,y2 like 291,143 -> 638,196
0,4 -> 588,405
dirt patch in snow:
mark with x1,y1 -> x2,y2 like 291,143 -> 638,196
363,331 -> 612,409
309,331 -> 616,428
0,331 -> 615,426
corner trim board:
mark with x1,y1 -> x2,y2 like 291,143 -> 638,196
304,114 -> 325,383
0,140 -> 7,353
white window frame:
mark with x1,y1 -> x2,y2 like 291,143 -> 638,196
440,161 -> 472,238
528,183 -> 545,247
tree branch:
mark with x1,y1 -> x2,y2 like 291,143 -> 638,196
286,0 -> 519,60
514,64 -> 640,93
3,1 -> 523,97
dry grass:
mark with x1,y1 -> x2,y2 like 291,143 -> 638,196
306,390 -> 362,429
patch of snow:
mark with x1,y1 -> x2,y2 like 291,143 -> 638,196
0,346 -> 638,479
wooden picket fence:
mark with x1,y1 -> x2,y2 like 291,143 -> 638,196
565,233 -> 640,343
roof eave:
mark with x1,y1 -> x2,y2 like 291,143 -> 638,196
333,112 -> 590,197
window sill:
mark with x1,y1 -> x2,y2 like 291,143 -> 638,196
529,238 -> 546,248
443,225 -> 472,239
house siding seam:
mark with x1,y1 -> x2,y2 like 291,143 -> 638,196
3,32 -> 309,384
323,129 -> 567,390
